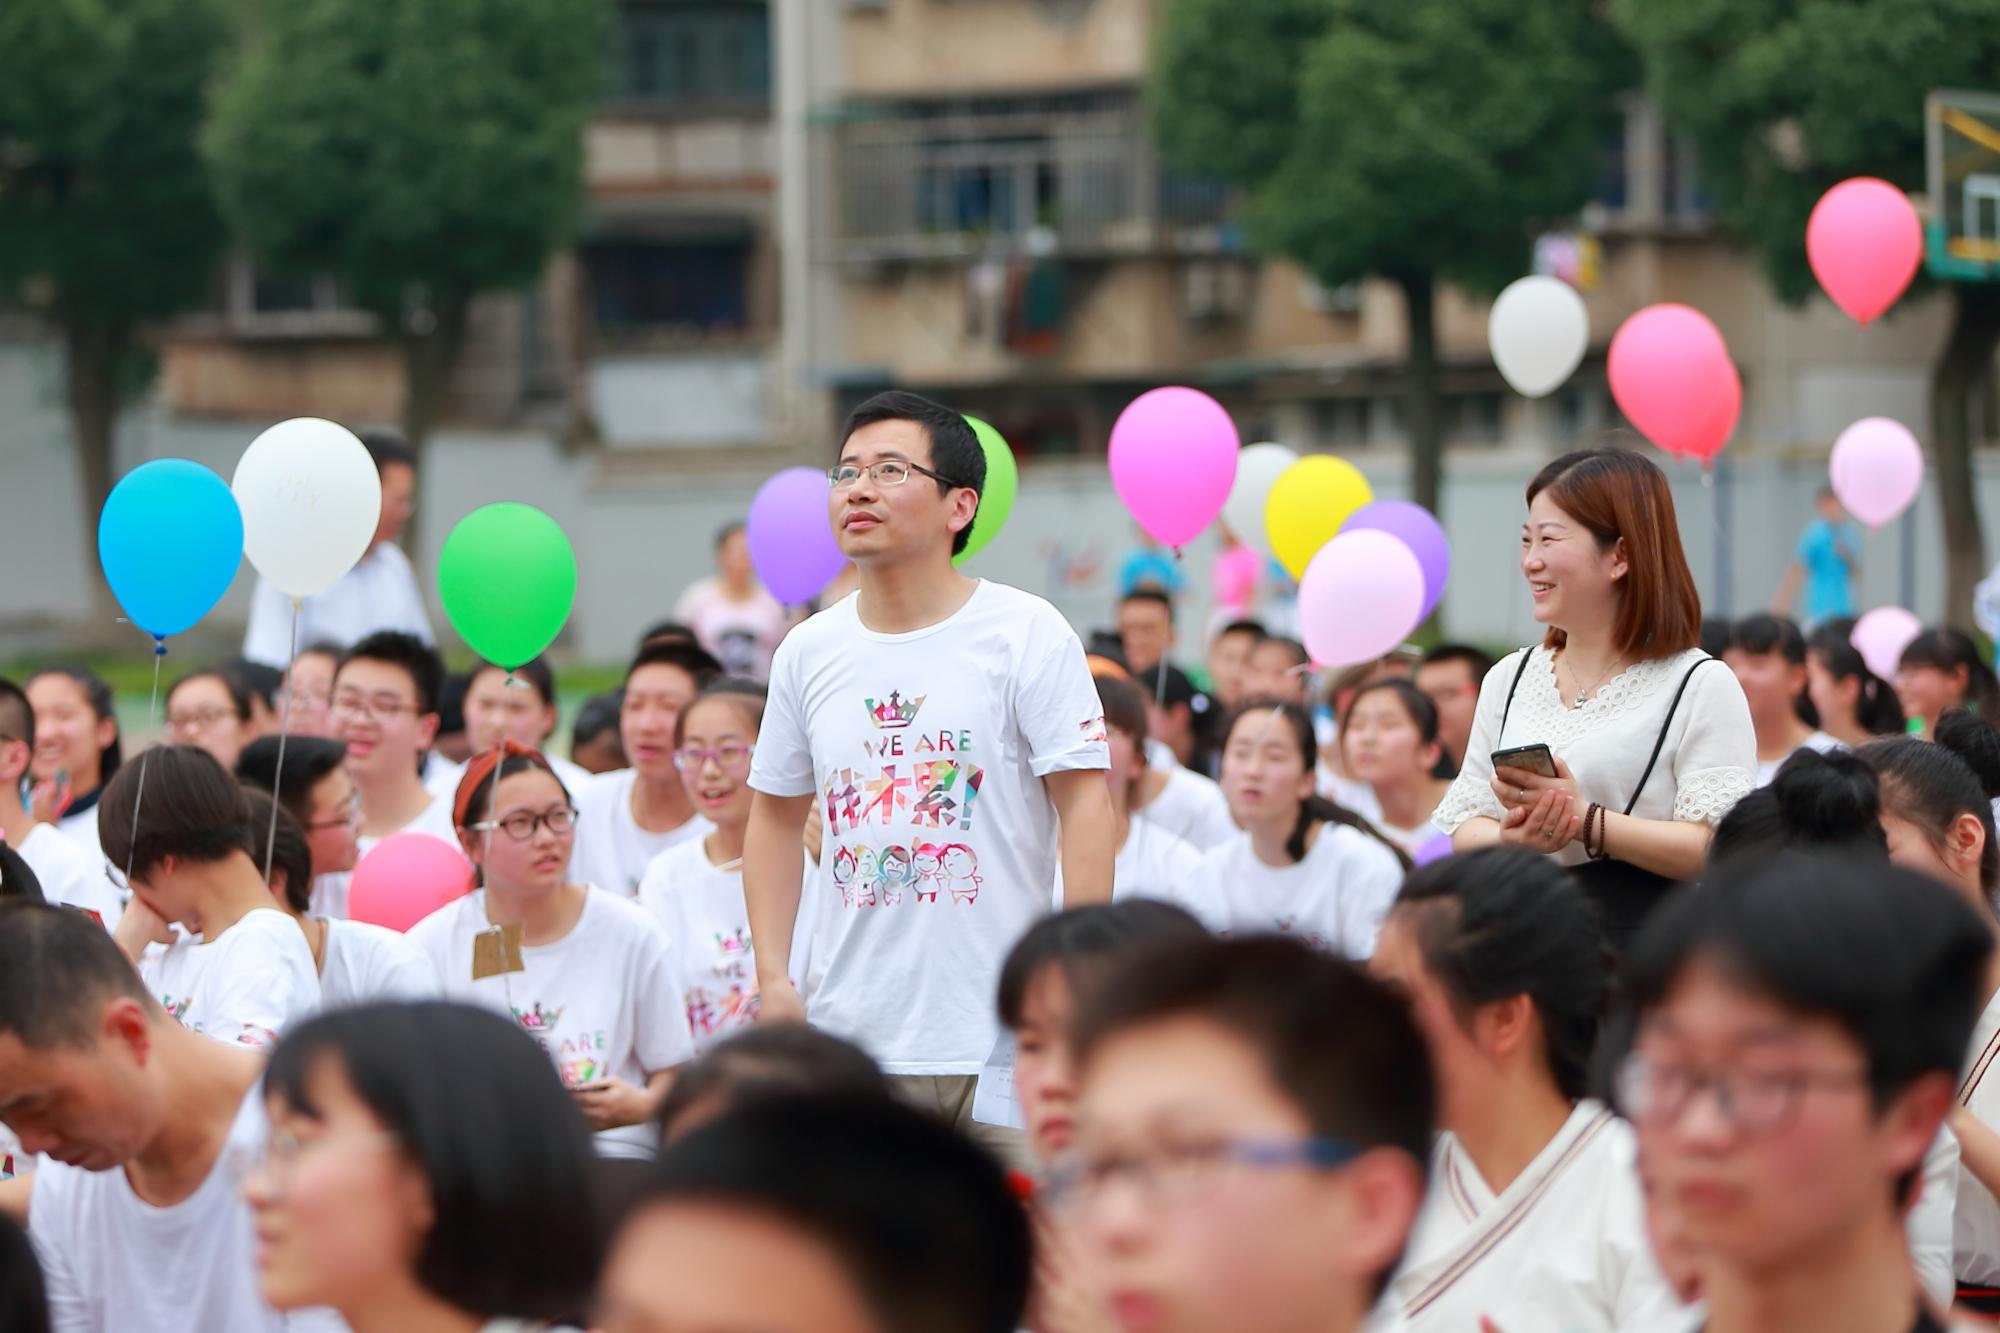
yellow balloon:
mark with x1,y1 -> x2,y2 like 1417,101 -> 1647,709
1264,455 -> 1375,579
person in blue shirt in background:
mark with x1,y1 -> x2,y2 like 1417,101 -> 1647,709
1772,487 -> 1860,629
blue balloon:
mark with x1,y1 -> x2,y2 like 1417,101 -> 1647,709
97,460 -> 245,640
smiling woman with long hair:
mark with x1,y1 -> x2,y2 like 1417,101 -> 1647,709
1433,447 -> 1755,951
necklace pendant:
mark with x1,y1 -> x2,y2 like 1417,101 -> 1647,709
1573,689 -> 1587,708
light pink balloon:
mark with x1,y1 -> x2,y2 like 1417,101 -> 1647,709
1607,305 -> 1741,463
1297,529 -> 1426,670
1107,386 -> 1241,548
1851,606 -> 1923,683
1807,178 -> 1923,326
349,833 -> 474,932
1829,418 -> 1923,530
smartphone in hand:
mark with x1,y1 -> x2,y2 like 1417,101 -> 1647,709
1490,743 -> 1558,778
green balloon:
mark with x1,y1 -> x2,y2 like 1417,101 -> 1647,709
438,503 -> 578,670
956,415 -> 1017,565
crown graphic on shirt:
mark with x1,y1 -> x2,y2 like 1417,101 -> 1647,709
865,690 -> 925,730
716,927 -> 752,957
513,1001 -> 564,1032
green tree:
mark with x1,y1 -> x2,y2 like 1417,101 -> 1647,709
205,0 -> 609,465
1151,0 -> 1629,516
1616,0 -> 2000,629
0,0 -> 232,622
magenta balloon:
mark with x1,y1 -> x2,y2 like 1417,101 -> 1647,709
1851,606 -> 1923,683
1414,831 -> 1454,867
1297,529 -> 1426,670
746,466 -> 845,605
1343,500 -> 1449,621
1607,305 -> 1741,463
1107,386 -> 1241,547
348,834 -> 473,932
1829,417 -> 1923,530
1807,178 -> 1923,325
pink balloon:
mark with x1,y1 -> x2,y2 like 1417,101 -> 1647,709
349,834 -> 473,932
1829,418 -> 1923,530
1607,305 -> 1741,463
1297,529 -> 1426,670
1807,178 -> 1923,326
1107,387 -> 1240,547
1851,606 -> 1923,683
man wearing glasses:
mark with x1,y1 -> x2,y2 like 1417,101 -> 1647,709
744,390 -> 1113,1159
1615,856 -> 1987,1333
328,632 -> 466,915
0,677 -> 121,924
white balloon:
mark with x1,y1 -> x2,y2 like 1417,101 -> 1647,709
232,417 -> 383,600
1220,442 -> 1299,563
1489,275 -> 1590,398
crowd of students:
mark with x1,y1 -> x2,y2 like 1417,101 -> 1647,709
5,390 -> 2000,1332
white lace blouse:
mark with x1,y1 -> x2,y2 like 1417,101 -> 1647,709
1431,645 -> 1756,864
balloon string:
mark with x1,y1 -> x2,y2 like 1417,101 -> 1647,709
1155,549 -> 1182,717
123,641 -> 166,890
476,673 -> 514,889
262,601 -> 301,884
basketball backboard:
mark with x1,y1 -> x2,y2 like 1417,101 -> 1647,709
1927,89 -> 2000,281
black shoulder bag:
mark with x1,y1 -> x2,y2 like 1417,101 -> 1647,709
1498,649 -> 1717,955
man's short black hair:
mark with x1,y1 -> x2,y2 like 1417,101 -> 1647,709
436,670 -> 471,737
99,745 -> 256,882
1418,642 -> 1494,680
1254,636 -> 1311,669
167,668 -> 253,723
656,1025 -> 891,1142
237,735 -> 349,827
636,620 -> 697,652
470,656 -> 557,712
358,427 -> 417,474
1075,935 -> 1435,1181
0,844 -> 44,903
338,631 -> 445,716
1120,588 -> 1176,623
0,676 -> 33,755
624,639 -> 722,690
639,1095 -> 1031,1333
242,789 -> 313,914
268,1002 -> 601,1324
1616,854 -> 1992,1109
1216,619 -> 1267,643
572,690 -> 624,750
0,901 -> 153,1048
1136,662 -> 1208,718
841,390 -> 986,558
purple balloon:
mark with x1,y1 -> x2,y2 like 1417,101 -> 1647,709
1343,500 -> 1450,621
746,467 -> 844,605
1413,831 -> 1454,867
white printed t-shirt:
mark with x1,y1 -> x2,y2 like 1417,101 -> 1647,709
29,1089 -> 342,1333
750,582 -> 1110,1075
1183,826 -> 1403,958
571,768 -> 713,899
139,908 -> 321,1048
408,887 -> 695,1158
18,823 -> 122,924
1141,766 -> 1237,851
319,917 -> 441,1008
1055,814 -> 1204,911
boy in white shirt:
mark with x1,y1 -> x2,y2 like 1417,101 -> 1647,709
333,631 -> 464,867
745,390 -> 1114,1148
99,746 -> 320,1049
0,901 -> 336,1331
0,679 -> 120,924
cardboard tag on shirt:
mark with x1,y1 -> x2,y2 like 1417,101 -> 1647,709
971,1032 -> 1026,1129
471,923 -> 526,979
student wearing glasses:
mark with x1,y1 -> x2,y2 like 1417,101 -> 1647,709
164,667 -> 259,773
745,391 -> 1112,1155
332,631 -> 463,858
408,744 -> 694,1158
1612,855 -> 1989,1333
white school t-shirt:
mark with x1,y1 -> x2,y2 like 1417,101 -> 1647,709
750,582 -> 1110,1074
637,838 -> 816,1052
29,1089 -> 343,1333
53,803 -> 107,872
1054,814 -> 1205,911
318,917 -> 441,1008
1141,766 -> 1237,851
1753,730 -> 1845,786
18,823 -> 122,924
571,768 -> 713,899
408,887 -> 695,1158
139,908 -> 321,1048
1183,826 -> 1403,958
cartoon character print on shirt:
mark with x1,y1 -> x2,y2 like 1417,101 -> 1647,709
875,844 -> 913,906
832,846 -> 859,908
686,928 -> 759,1039
912,842 -> 946,903
851,845 -> 880,908
160,994 -> 192,1025
942,843 -> 982,905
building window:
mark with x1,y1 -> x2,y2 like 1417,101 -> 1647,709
584,238 -> 750,335
613,1 -> 770,110
1312,398 -> 1369,449
1451,392 -> 1503,444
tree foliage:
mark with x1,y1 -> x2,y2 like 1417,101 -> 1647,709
205,0 -> 610,447
1616,0 -> 2000,626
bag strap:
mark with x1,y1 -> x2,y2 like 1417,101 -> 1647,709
1621,656 -> 1716,816
1497,646 -> 1536,743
